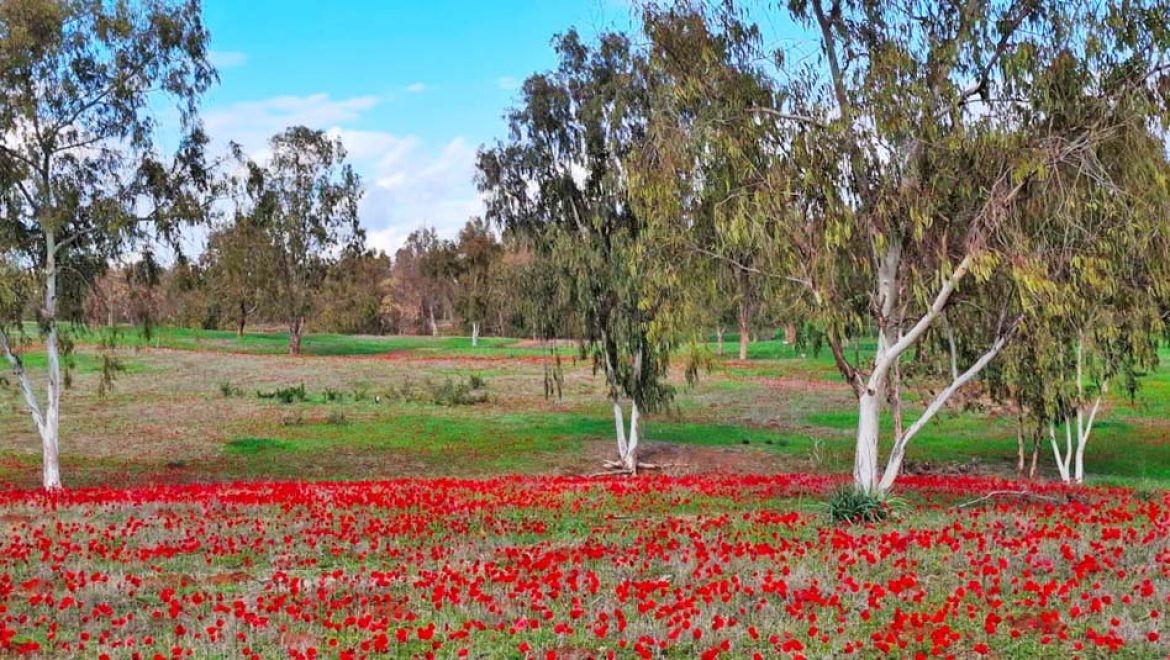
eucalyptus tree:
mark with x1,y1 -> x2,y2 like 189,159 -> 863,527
781,0 -> 1170,493
239,126 -> 363,355
478,30 -> 676,473
637,0 -> 1170,493
631,3 -> 782,365
999,126 -> 1170,483
202,216 -> 276,336
454,217 -> 502,346
0,0 -> 216,490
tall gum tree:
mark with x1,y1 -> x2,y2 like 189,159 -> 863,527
631,3 -> 789,365
999,124 -> 1170,483
636,0 -> 1170,492
781,0 -> 1170,493
0,0 -> 215,490
239,126 -> 363,355
478,30 -> 676,474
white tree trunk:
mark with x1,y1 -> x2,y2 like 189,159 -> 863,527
854,392 -> 881,493
610,398 -> 642,474
1073,394 -> 1102,484
41,229 -> 62,490
4,228 -> 66,490
42,325 -> 62,490
612,398 -> 627,460
625,401 -> 640,474
1049,420 -> 1072,482
0,330 -> 58,490
471,321 -> 479,347
878,327 -> 1013,491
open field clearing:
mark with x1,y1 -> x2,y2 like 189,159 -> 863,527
1,334 -> 1169,658
3,332 -> 1170,489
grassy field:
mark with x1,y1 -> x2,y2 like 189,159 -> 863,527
2,328 -> 1170,658
1,326 -> 1169,488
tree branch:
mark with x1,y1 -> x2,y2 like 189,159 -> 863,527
0,328 -> 47,436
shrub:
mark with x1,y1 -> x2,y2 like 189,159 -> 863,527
323,388 -> 343,403
828,487 -> 890,525
257,383 -> 308,404
430,377 -> 488,406
219,381 -> 243,398
383,375 -> 489,406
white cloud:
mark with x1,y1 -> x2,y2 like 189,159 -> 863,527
497,76 -> 521,91
203,93 -> 379,158
203,93 -> 482,254
405,82 -> 429,94
208,50 -> 248,69
359,136 -> 482,255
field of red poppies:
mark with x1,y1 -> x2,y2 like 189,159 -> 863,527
0,474 -> 1165,659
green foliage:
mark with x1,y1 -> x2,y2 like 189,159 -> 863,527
384,374 -> 489,407
827,488 -> 890,525
257,384 -> 308,405
219,381 -> 243,398
478,28 -> 677,419
238,126 -> 364,354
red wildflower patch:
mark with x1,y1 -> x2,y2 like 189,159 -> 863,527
0,474 -> 1164,657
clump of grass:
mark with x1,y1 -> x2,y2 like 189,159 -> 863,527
224,437 -> 292,454
257,383 -> 308,404
385,375 -> 489,407
828,487 -> 892,525
219,381 -> 243,397
430,376 -> 488,406
323,388 -> 343,403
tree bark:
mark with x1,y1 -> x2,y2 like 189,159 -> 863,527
1015,414 -> 1026,475
289,317 -> 304,355
854,391 -> 881,494
625,401 -> 640,474
716,326 -> 724,356
471,321 -> 479,347
41,229 -> 63,490
878,324 -> 1014,491
737,297 -> 750,361
428,304 -> 438,337
237,301 -> 248,337
783,323 -> 797,345
612,398 -> 627,461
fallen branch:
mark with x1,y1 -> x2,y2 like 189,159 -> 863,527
587,461 -> 693,477
585,469 -> 632,478
600,460 -> 692,470
954,490 -> 1063,509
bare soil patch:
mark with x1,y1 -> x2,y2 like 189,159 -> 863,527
571,440 -> 797,477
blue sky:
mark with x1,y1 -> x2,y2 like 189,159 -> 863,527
197,0 -> 641,254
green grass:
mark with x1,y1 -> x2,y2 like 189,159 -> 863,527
4,323 -> 1170,488
13,351 -> 146,374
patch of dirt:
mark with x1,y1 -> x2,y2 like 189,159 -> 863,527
569,440 -> 799,476
901,457 -> 988,477
371,350 -> 565,366
511,339 -> 579,350
752,376 -> 845,393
